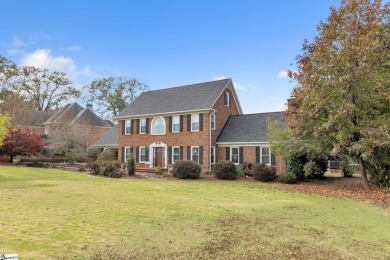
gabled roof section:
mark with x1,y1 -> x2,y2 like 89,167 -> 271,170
116,78 -> 240,118
43,103 -> 84,125
92,125 -> 118,148
13,109 -> 53,127
217,112 -> 287,143
43,102 -> 113,127
71,108 -> 113,127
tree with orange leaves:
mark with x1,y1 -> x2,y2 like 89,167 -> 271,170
288,0 -> 390,190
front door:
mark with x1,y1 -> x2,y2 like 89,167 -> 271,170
154,147 -> 163,167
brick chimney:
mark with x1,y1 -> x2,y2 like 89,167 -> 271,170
86,103 -> 93,111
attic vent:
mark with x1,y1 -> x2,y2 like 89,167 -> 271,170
86,103 -> 93,111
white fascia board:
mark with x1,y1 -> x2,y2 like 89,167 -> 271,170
216,142 -> 269,147
114,108 -> 213,120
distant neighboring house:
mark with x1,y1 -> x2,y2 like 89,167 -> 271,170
13,110 -> 53,135
15,102 -> 113,148
94,78 -> 287,174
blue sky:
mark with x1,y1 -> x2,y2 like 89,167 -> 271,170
1,0 -> 340,115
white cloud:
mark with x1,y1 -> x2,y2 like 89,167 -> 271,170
214,75 -> 227,80
20,49 -> 96,85
278,70 -> 289,79
67,45 -> 83,52
213,75 -> 246,92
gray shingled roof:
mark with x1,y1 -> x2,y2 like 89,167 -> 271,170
92,125 -> 118,147
13,109 -> 53,127
116,79 -> 231,117
43,102 -> 112,127
217,112 -> 287,143
71,108 -> 113,127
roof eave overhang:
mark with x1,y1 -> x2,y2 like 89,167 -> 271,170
91,144 -> 118,148
114,108 -> 214,120
216,141 -> 269,147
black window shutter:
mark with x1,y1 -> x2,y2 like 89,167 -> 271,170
226,147 -> 230,160
130,147 -> 133,156
122,147 -> 125,162
256,147 -> 260,163
271,153 -> 276,166
187,115 -> 191,132
168,146 -> 172,164
180,146 -> 183,160
146,147 -> 149,161
187,146 -> 191,160
130,120 -> 133,134
180,115 -> 183,132
136,147 -> 139,163
122,120 -> 125,135
199,113 -> 203,131
136,119 -> 140,134
169,116 -> 172,133
239,147 -> 243,164
199,146 -> 203,165
145,118 -> 149,134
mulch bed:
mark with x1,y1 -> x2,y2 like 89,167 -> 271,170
272,176 -> 390,208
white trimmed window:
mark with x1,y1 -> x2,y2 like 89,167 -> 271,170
210,146 -> 216,164
191,114 -> 199,132
191,146 -> 199,164
140,118 -> 146,134
172,146 -> 180,163
230,147 -> 239,164
125,119 -> 132,135
152,117 -> 165,135
125,147 -> 132,161
210,114 -> 215,130
140,147 -> 148,162
260,146 -> 271,165
224,92 -> 230,107
172,115 -> 180,133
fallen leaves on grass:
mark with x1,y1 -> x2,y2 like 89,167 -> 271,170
274,176 -> 390,208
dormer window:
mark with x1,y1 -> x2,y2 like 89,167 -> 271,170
224,92 -> 230,107
152,116 -> 166,135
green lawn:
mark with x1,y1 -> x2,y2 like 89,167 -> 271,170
1,166 -> 389,259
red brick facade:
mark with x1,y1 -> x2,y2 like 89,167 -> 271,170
117,81 -> 286,174
118,82 -> 240,172
217,146 -> 286,175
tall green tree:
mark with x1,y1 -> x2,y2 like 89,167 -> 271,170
0,113 -> 11,146
14,66 -> 80,111
83,76 -> 149,119
288,0 -> 389,190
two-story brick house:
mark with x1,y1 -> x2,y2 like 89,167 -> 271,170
114,78 -> 242,172
96,78 -> 288,174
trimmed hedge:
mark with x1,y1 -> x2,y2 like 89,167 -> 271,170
252,164 -> 276,182
172,160 -> 201,179
212,161 -> 238,180
279,172 -> 298,184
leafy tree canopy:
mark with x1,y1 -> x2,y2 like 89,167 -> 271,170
0,113 -> 11,146
288,0 -> 389,190
83,76 -> 149,119
0,54 -> 80,112
0,127 -> 44,162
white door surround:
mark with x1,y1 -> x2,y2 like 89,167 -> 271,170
149,142 -> 167,168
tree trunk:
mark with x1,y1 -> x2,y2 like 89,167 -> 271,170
9,154 -> 13,162
357,155 -> 371,191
